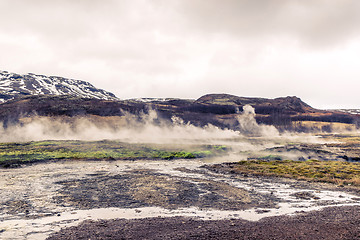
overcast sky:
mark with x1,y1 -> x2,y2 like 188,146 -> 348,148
0,0 -> 359,109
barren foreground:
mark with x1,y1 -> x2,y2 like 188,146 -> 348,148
47,206 -> 360,240
1,134 -> 360,239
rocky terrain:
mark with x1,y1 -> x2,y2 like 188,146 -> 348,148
1,145 -> 360,239
0,94 -> 358,134
0,70 -> 360,239
0,70 -> 117,103
0,70 -> 359,132
47,206 -> 360,240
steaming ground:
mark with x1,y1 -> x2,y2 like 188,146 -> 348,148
0,113 -> 238,143
1,106 -> 360,239
0,105 -> 333,163
0,105 -> 319,145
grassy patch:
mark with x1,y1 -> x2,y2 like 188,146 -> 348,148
258,155 -> 282,161
236,159 -> 360,187
0,140 -> 228,167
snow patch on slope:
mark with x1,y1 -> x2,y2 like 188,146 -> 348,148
0,70 -> 118,103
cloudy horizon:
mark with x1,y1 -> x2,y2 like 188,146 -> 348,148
1,0 -> 359,109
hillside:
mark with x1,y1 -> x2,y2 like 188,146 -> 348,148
195,94 -> 314,114
0,70 -> 118,102
0,93 -> 358,132
0,70 -> 358,132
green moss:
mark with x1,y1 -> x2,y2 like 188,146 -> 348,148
258,155 -> 282,161
235,160 -> 360,187
212,145 -> 228,151
29,141 -> 60,146
0,140 -> 226,167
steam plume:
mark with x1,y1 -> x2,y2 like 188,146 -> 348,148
0,105 -> 325,145
236,105 -> 279,137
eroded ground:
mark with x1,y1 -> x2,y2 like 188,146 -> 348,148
53,169 -> 259,211
47,206 -> 360,240
0,134 -> 360,239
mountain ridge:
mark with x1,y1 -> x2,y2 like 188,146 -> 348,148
0,70 -> 118,102
0,70 -> 358,132
194,93 -> 314,114
0,93 -> 358,132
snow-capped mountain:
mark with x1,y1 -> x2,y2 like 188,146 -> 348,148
0,70 -> 118,103
129,98 -> 179,103
336,109 -> 360,115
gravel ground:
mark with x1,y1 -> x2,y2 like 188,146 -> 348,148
53,169 -> 278,211
47,205 -> 360,240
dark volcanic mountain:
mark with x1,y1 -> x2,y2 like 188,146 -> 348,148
195,94 -> 313,114
0,70 -> 358,132
0,93 -> 358,132
0,70 -> 118,103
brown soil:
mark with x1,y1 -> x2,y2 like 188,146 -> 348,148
53,169 -> 277,211
47,205 -> 360,240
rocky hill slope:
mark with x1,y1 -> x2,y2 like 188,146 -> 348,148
0,93 -> 358,132
0,70 -> 358,132
0,70 -> 118,102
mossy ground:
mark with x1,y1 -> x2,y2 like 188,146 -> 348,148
0,140 -> 228,167
235,159 -> 360,187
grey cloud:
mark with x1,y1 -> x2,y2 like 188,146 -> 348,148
0,0 -> 185,72
0,0 -> 359,108
0,0 -> 127,40
179,0 -> 360,47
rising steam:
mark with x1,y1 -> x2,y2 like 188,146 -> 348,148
236,105 -> 279,137
0,110 -> 239,143
0,105 -> 310,144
